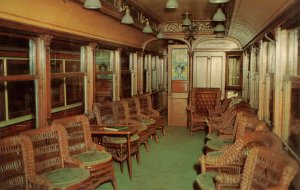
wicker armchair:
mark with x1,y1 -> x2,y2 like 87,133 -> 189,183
122,97 -> 152,150
187,88 -> 221,134
20,125 -> 93,190
199,147 -> 299,190
0,135 -> 51,190
93,101 -> 140,173
208,98 -> 231,117
205,112 -> 261,151
136,93 -> 166,138
207,102 -> 253,134
52,115 -> 117,189
200,132 -> 283,174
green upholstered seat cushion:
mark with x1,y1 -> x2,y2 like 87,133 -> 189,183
140,118 -> 155,126
206,139 -> 234,151
196,172 -> 217,190
108,133 -> 139,144
206,151 -> 224,157
206,132 -> 219,140
42,168 -> 90,188
73,151 -> 112,166
138,125 -> 148,132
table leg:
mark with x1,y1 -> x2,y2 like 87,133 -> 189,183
126,134 -> 132,180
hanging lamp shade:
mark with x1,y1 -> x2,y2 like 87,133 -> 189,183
84,0 -> 102,9
209,0 -> 230,3
157,31 -> 164,39
166,0 -> 178,9
143,21 -> 153,33
212,8 -> 226,21
182,13 -> 192,26
121,8 -> 134,24
214,23 -> 225,32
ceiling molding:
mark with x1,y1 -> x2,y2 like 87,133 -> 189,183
161,21 -> 214,33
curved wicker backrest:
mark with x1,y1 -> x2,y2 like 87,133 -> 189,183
0,135 -> 37,190
206,132 -> 283,168
234,112 -> 259,139
122,97 -> 140,121
21,125 -> 69,175
52,115 -> 93,156
136,94 -> 151,116
241,147 -> 299,190
191,88 -> 221,116
93,101 -> 128,125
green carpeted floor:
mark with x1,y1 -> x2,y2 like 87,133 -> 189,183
97,126 -> 206,190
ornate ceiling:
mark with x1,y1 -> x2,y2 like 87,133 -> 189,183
130,0 -> 296,47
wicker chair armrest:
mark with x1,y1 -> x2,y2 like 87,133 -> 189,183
215,173 -> 241,186
149,108 -> 160,117
90,124 -> 106,130
64,157 -> 85,168
87,143 -> 105,152
27,175 -> 51,189
186,105 -> 195,112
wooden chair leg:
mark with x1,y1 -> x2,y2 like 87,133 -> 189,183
120,162 -> 123,173
111,178 -> 117,190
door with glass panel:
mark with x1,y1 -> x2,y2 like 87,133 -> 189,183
168,45 -> 189,127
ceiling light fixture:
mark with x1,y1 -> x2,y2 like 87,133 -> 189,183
212,8 -> 226,21
83,0 -> 102,9
166,0 -> 178,9
120,5 -> 134,24
214,23 -> 225,32
209,0 -> 230,3
157,31 -> 164,39
182,13 -> 192,26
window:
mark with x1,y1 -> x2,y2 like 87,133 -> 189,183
0,36 -> 35,127
50,43 -> 84,113
121,51 -> 132,98
95,49 -> 115,101
225,52 -> 243,98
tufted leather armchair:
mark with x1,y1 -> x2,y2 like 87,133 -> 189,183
187,88 -> 221,134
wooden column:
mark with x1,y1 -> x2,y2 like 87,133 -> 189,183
137,51 -> 144,95
35,35 -> 52,127
188,50 -> 194,93
114,49 -> 121,101
258,41 -> 268,120
85,43 -> 96,115
274,27 -> 288,137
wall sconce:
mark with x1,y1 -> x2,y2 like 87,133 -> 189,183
83,0 -> 102,9
142,19 -> 153,33
209,0 -> 230,3
119,5 -> 134,24
212,8 -> 226,21
138,14 -> 153,33
166,0 -> 178,9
